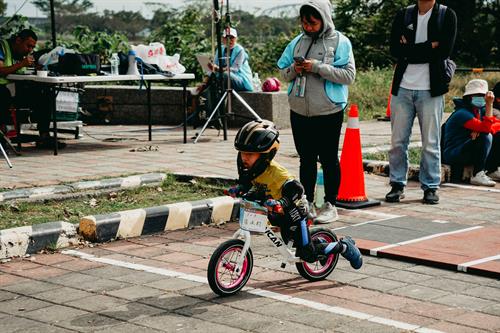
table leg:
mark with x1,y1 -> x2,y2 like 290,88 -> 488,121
52,86 -> 58,156
146,81 -> 152,141
183,80 -> 187,144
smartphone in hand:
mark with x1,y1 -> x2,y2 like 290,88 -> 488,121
294,56 -> 305,63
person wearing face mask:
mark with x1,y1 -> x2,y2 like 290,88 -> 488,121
277,0 -> 355,224
442,79 -> 500,187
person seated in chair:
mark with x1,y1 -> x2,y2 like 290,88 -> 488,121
442,79 -> 500,187
191,28 -> 253,128
0,29 -> 64,149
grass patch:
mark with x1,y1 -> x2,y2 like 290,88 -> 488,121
0,174 -> 232,231
364,147 -> 422,165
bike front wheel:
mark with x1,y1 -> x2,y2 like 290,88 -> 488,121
207,239 -> 253,296
296,227 -> 339,281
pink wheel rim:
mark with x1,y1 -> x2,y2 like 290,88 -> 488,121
303,233 -> 337,275
215,246 -> 248,289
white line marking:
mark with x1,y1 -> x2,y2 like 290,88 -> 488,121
62,249 -> 444,333
441,183 -> 500,193
338,208 -> 401,220
370,226 -> 483,256
457,254 -> 500,272
334,216 -> 402,231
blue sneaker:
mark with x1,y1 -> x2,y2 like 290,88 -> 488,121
340,236 -> 363,269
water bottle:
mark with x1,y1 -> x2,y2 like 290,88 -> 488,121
316,167 -> 325,207
110,53 -> 120,75
126,50 -> 140,75
252,73 -> 262,92
323,46 -> 334,65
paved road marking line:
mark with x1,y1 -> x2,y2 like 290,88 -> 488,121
370,226 -> 483,256
458,254 -> 500,272
442,183 -> 500,193
62,249 -> 444,333
339,209 -> 402,220
334,216 -> 402,231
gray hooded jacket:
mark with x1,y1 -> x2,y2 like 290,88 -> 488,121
278,0 -> 355,116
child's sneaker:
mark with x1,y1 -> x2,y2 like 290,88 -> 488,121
340,236 -> 363,269
315,202 -> 338,224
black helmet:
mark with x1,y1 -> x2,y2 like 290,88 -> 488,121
234,120 -> 280,153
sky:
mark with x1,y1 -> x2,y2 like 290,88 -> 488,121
5,0 -> 303,18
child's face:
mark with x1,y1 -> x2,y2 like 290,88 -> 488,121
240,152 -> 260,169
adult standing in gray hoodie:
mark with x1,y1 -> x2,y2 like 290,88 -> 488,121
278,0 -> 355,224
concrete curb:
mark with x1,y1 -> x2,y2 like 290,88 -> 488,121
79,196 -> 240,242
0,195 -> 241,259
363,160 -> 451,183
0,173 -> 167,203
0,222 -> 80,259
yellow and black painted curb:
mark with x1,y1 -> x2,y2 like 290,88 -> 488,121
79,196 -> 240,242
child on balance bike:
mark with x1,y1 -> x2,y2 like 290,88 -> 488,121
226,120 -> 362,269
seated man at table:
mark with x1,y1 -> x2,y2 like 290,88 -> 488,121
0,29 -> 62,149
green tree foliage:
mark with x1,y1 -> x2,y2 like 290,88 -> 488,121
58,26 -> 129,62
333,0 -> 499,68
31,0 -> 93,15
0,15 -> 37,39
147,5 -> 211,79
0,0 -> 6,17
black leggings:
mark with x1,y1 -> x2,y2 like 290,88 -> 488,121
290,110 -> 344,204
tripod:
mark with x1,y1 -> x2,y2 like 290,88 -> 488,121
194,0 -> 261,144
0,132 -> 14,168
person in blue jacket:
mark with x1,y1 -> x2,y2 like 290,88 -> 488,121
208,28 -> 253,92
277,0 -> 355,224
442,79 -> 500,187
192,28 -> 253,128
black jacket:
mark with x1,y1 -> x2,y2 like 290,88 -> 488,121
390,2 -> 457,97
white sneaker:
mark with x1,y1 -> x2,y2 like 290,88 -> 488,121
308,201 -> 317,219
314,202 -> 338,224
487,168 -> 500,182
470,171 -> 496,187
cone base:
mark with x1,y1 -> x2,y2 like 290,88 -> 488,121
336,198 -> 381,209
377,116 -> 390,122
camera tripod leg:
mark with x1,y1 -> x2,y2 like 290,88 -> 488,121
232,91 -> 262,121
0,142 -> 13,168
194,91 -> 228,144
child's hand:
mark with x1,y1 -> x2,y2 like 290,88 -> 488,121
224,186 -> 243,198
264,199 -> 284,215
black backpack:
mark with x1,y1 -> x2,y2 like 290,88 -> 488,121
404,4 -> 456,83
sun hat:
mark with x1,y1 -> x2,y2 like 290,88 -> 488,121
464,79 -> 488,97
223,28 -> 238,38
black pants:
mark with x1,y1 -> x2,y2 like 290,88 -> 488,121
290,110 -> 344,204
459,132 -> 500,174
0,83 -> 52,134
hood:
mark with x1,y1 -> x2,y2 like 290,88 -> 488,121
300,0 -> 336,38
453,97 -> 469,110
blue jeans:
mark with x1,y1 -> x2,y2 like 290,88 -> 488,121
389,87 -> 444,190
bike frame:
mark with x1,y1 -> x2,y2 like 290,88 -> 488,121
231,226 -> 301,275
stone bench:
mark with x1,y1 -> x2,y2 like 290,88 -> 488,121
80,85 -> 291,129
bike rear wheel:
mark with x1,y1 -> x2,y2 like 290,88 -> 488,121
207,239 -> 253,296
296,228 -> 339,281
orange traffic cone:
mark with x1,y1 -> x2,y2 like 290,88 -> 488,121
336,104 -> 380,209
378,84 -> 392,122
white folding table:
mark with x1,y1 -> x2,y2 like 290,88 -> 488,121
7,73 -> 195,155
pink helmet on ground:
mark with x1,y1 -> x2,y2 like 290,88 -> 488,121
262,77 -> 281,92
